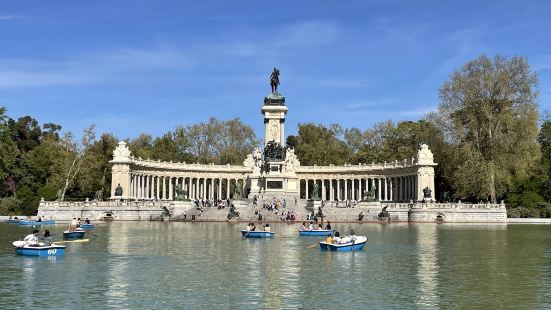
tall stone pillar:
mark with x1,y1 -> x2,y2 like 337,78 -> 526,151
415,144 -> 437,201
162,177 -> 166,200
378,178 -> 382,201
321,179 -> 325,200
305,179 -> 309,200
262,93 -> 288,146
337,179 -> 340,200
226,179 -> 230,199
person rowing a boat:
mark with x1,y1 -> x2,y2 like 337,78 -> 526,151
84,218 -> 91,224
23,230 -> 40,247
69,218 -> 78,231
308,221 -> 314,231
301,222 -> 307,230
264,223 -> 271,232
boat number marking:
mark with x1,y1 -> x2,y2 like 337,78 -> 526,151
47,249 -> 57,254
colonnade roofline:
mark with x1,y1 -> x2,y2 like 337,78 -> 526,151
110,157 -> 253,173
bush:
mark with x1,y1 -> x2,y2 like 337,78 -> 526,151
37,185 -> 58,201
507,202 -> 551,218
0,197 -> 23,215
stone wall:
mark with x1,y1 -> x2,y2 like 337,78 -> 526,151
37,200 -> 507,223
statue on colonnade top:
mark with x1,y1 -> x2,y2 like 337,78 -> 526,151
269,67 -> 280,93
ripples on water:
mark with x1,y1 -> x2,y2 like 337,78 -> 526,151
0,222 -> 550,309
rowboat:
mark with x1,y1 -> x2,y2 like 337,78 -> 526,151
6,219 -> 20,223
18,220 -> 56,225
298,229 -> 333,236
63,229 -> 85,239
80,224 -> 95,229
319,236 -> 368,251
241,230 -> 274,238
12,241 -> 66,256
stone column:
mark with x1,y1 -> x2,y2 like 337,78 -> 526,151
321,179 -> 326,200
389,177 -> 394,202
305,179 -> 309,200
378,178 -> 382,201
210,178 -> 214,200
336,179 -> 340,200
359,179 -> 362,201
351,179 -> 355,200
218,178 -> 222,200
383,178 -> 387,201
226,179 -> 230,199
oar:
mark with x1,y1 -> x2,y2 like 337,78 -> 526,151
53,239 -> 90,244
242,231 -> 250,239
307,243 -> 319,249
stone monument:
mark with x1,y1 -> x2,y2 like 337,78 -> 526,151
247,68 -> 299,201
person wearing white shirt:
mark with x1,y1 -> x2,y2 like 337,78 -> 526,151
308,221 -> 314,231
24,230 -> 40,246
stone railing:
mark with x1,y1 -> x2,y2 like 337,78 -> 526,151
296,159 -> 417,173
130,157 -> 252,173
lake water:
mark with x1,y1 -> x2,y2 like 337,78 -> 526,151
0,222 -> 550,309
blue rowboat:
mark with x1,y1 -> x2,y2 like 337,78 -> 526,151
18,220 -> 56,225
63,230 -> 85,239
241,230 -> 274,238
298,229 -> 334,236
6,219 -> 20,223
80,224 -> 94,229
12,241 -> 66,257
319,236 -> 368,251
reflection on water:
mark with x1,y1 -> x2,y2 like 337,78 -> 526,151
415,224 -> 439,308
0,222 -> 550,309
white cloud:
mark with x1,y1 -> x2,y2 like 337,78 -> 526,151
0,15 -> 24,21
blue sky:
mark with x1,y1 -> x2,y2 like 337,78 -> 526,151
1,0 -> 550,140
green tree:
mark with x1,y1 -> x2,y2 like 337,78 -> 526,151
430,54 -> 540,202
0,108 -> 18,183
76,133 -> 118,199
7,116 -> 42,153
287,123 -> 352,165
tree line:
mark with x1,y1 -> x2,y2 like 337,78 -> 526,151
0,54 -> 549,217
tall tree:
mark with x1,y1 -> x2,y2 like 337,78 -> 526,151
0,108 -> 18,185
8,116 -> 42,153
430,54 -> 540,202
287,123 -> 352,165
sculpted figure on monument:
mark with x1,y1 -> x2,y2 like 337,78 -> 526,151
269,67 -> 280,93
311,183 -> 320,200
114,184 -> 123,197
423,186 -> 432,199
264,140 -> 286,161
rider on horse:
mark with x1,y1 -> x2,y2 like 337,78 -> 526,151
269,67 -> 280,93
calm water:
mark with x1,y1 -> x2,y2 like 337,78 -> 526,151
0,222 -> 550,309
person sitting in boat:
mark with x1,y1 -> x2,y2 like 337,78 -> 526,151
349,229 -> 357,241
84,218 -> 91,224
69,218 -> 78,232
264,223 -> 271,232
37,216 -> 42,222
308,221 -> 314,231
325,233 -> 333,244
333,232 -> 341,244
246,223 -> 251,231
250,223 -> 256,231
317,224 -> 324,230
77,218 -> 82,227
24,230 -> 40,246
42,230 -> 53,245
301,222 -> 307,230
325,221 -> 332,230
